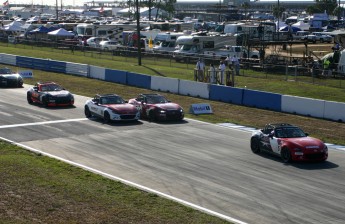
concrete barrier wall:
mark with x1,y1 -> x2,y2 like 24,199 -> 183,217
89,65 -> 105,80
66,63 -> 88,77
282,95 -> 325,118
151,76 -> 179,94
209,85 -> 244,105
324,101 -> 345,122
243,89 -> 282,112
0,54 -> 16,65
47,61 -> 66,73
126,72 -> 151,89
178,80 -> 209,98
104,69 -> 127,84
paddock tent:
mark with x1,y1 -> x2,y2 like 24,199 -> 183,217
47,28 -> 74,37
47,28 -> 74,41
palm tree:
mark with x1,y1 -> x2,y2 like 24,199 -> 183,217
241,2 -> 250,21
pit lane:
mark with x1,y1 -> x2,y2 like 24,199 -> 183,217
1,85 -> 345,224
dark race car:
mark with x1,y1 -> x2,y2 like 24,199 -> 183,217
84,94 -> 140,123
250,123 -> 328,163
0,68 -> 23,88
27,82 -> 74,107
128,93 -> 184,121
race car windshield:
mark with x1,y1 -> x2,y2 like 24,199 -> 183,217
146,95 -> 168,104
101,96 -> 125,104
275,127 -> 307,138
41,84 -> 63,91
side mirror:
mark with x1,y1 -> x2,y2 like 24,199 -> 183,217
268,133 -> 274,138
33,87 -> 38,91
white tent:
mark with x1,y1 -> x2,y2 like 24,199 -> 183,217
47,28 -> 74,37
291,21 -> 310,31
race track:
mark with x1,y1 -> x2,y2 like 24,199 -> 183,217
1,85 -> 345,224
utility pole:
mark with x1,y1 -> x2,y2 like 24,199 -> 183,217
56,0 -> 59,20
136,0 -> 142,66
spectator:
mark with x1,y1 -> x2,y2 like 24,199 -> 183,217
218,61 -> 226,85
209,64 -> 216,84
196,58 -> 205,82
232,55 -> 240,76
323,58 -> 331,77
225,54 -> 232,69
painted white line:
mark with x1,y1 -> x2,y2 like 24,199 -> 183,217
0,118 -> 88,129
0,136 -> 248,224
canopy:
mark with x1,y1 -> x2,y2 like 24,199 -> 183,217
29,26 -> 58,34
47,28 -> 74,36
279,26 -> 301,32
291,21 -> 310,31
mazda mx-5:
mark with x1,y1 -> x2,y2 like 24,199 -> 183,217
84,94 -> 140,123
250,123 -> 328,163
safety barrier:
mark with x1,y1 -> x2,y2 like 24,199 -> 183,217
242,89 -> 282,112
151,76 -> 179,94
209,85 -> 243,105
0,53 -> 344,122
104,69 -> 127,85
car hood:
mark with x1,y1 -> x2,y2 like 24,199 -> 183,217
154,103 -> 181,110
107,104 -> 137,113
46,90 -> 71,96
1,74 -> 21,79
285,137 -> 324,149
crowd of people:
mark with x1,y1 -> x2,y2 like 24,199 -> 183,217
195,54 -> 241,86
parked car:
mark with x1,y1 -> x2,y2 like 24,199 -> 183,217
250,123 -> 328,163
86,37 -> 110,48
311,32 -> 332,43
84,94 -> 140,123
99,40 -> 120,51
128,93 -> 184,121
301,34 -> 317,43
27,82 -> 74,107
293,31 -> 309,40
0,67 -> 23,88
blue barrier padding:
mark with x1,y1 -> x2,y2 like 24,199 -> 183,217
242,89 -> 282,111
46,61 -> 66,73
105,69 -> 127,84
126,72 -> 151,89
209,85 -> 244,105
16,56 -> 36,69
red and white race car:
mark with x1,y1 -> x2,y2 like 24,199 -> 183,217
84,94 -> 140,123
27,82 -> 74,107
250,123 -> 328,163
128,93 -> 184,121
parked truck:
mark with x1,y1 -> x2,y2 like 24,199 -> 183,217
203,45 -> 260,60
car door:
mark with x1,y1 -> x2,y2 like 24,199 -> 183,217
31,86 -> 41,102
89,98 -> 103,117
269,136 -> 281,154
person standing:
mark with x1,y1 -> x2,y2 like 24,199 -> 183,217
232,55 -> 240,76
225,54 -> 232,69
196,59 -> 205,82
219,61 -> 226,85
209,64 -> 216,84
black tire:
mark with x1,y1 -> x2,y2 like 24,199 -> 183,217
281,147 -> 292,163
104,111 -> 111,123
148,110 -> 155,122
250,137 -> 261,154
42,97 -> 49,107
27,93 -> 33,104
84,106 -> 92,118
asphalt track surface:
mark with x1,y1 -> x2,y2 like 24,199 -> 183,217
1,85 -> 345,224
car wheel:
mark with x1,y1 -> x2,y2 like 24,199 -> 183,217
104,111 -> 111,123
27,93 -> 33,104
84,106 -> 92,118
42,97 -> 49,107
148,110 -> 155,122
281,147 -> 292,163
250,137 -> 261,154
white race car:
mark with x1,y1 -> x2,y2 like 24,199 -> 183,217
84,94 -> 140,123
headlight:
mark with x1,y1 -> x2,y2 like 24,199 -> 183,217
294,148 -> 302,151
159,110 -> 166,114
180,109 -> 184,113
323,145 -> 328,152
